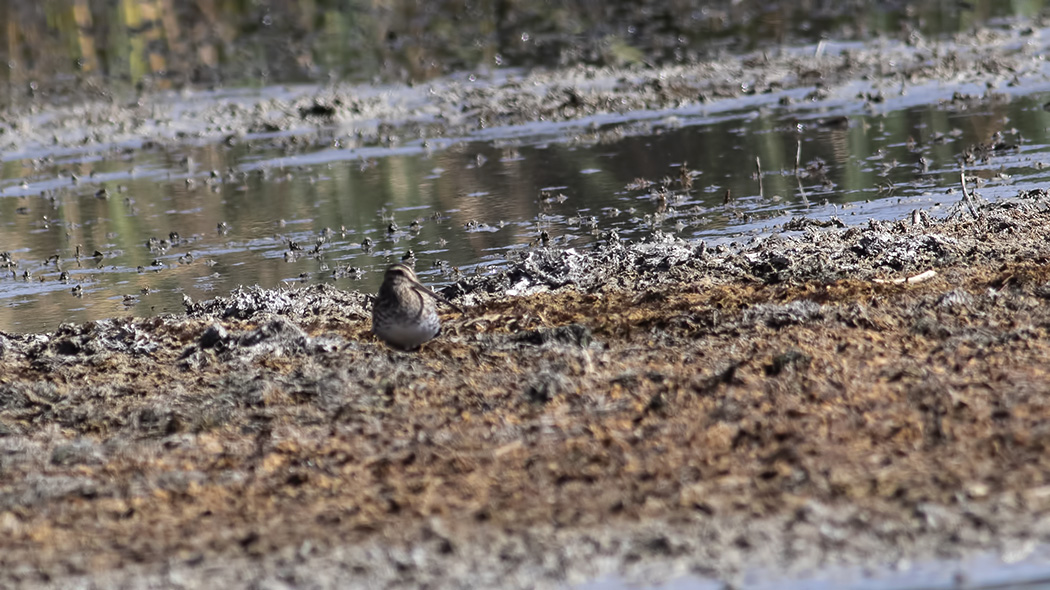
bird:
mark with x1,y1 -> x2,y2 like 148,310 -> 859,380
371,263 -> 462,350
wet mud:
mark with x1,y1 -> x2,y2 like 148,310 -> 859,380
6,17 -> 1050,589
4,189 -> 1050,588
3,23 -> 1047,159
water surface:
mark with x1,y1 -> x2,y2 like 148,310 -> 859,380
1,79 -> 1049,333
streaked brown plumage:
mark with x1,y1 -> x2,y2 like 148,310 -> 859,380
371,263 -> 461,350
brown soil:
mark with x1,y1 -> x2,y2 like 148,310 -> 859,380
4,193 -> 1050,588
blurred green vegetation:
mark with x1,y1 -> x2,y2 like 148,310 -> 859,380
0,0 -> 1043,101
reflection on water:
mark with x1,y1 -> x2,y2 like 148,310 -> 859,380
0,84 -> 1049,333
0,0 -> 1039,96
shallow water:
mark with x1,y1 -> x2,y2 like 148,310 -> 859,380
2,74 -> 1050,333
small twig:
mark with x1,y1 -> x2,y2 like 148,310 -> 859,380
755,156 -> 764,198
873,270 -> 938,285
959,165 -> 981,219
796,174 -> 809,205
794,139 -> 808,204
494,440 -> 524,457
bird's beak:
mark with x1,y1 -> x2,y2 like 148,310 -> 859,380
410,280 -> 464,313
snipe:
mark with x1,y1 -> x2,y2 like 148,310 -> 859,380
371,263 -> 462,350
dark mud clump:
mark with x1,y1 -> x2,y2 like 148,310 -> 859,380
4,190 -> 1050,587
449,188 -> 1050,299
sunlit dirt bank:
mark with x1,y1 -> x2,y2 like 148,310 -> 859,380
4,189 -> 1050,588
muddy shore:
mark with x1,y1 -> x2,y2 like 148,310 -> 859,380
3,22 -> 1048,159
6,18 -> 1050,588
2,188 -> 1050,588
